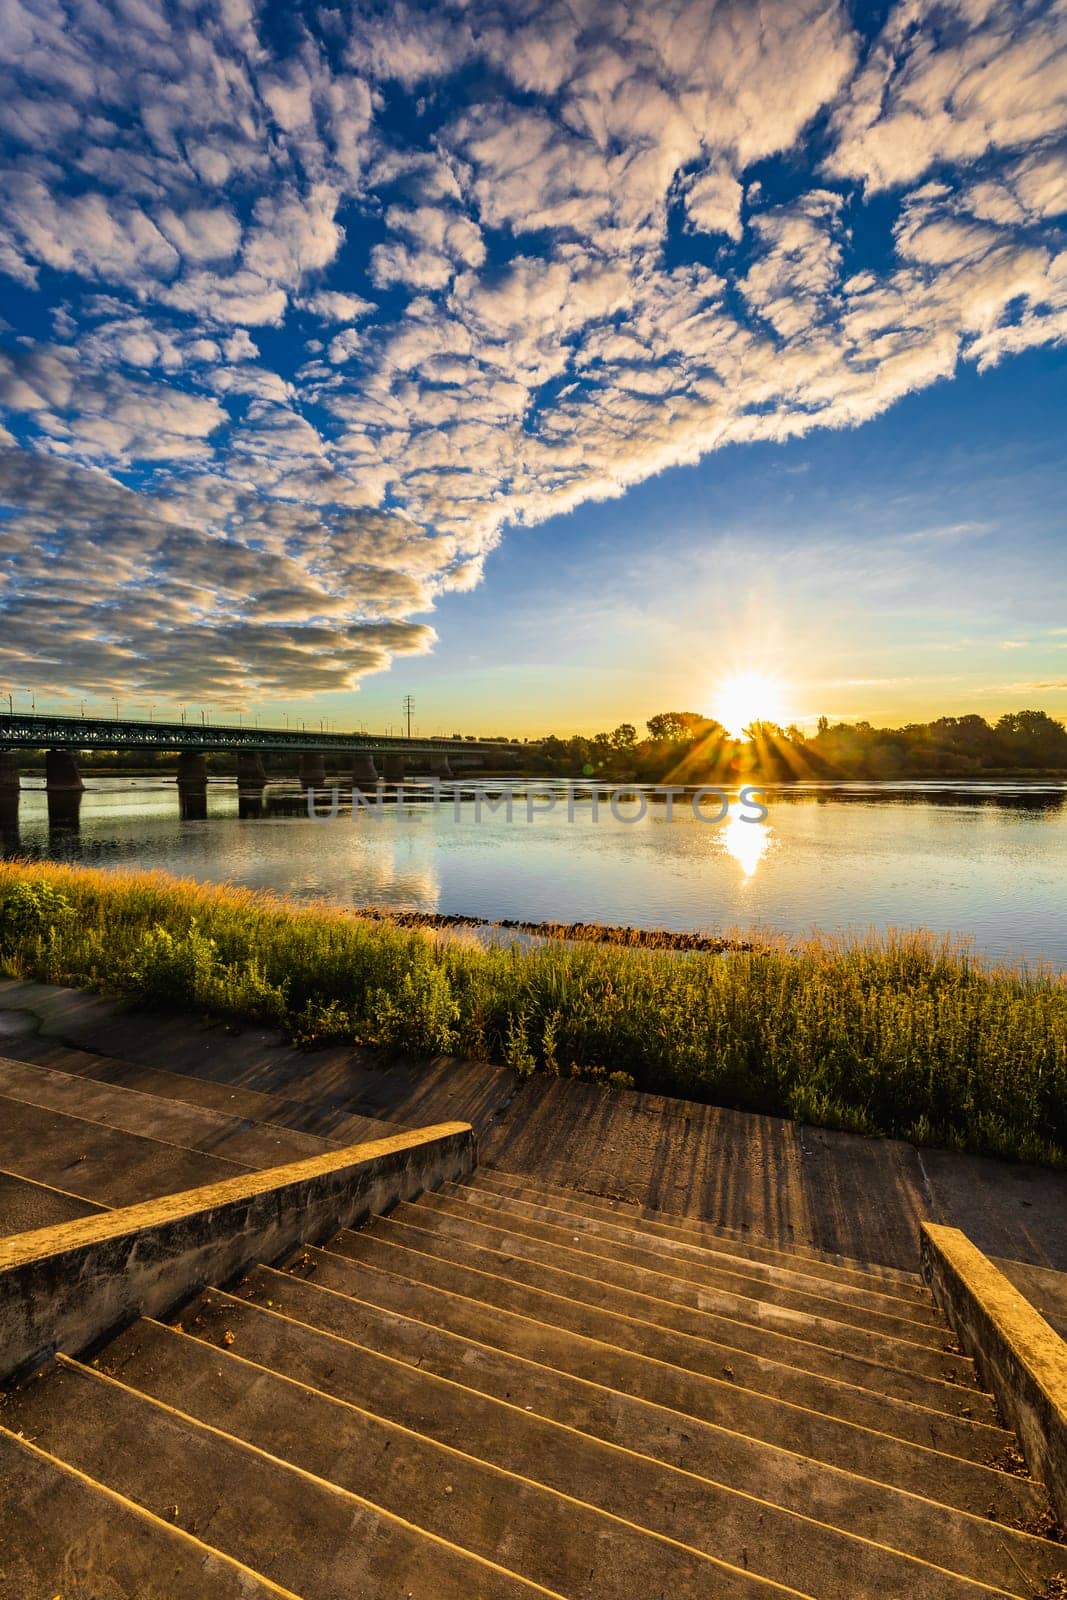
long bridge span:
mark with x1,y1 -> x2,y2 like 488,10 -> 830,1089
0,712 -> 528,821
0,711 -> 519,758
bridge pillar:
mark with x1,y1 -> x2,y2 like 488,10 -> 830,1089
177,751 -> 208,821
298,751 -> 327,789
0,751 -> 19,835
350,751 -> 378,788
237,751 -> 267,819
45,748 -> 83,829
382,753 -> 406,783
427,753 -> 454,779
45,748 -> 84,793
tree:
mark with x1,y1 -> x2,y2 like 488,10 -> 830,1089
609,723 -> 637,750
645,711 -> 706,742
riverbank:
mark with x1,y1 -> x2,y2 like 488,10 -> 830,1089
2,974 -> 1066,1273
1,861 -> 1064,1166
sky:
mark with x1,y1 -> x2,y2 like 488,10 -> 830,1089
0,0 -> 1065,737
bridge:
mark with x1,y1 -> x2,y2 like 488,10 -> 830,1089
0,712 -> 517,758
0,713 -> 527,823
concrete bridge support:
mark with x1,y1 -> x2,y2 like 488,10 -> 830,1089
350,752 -> 378,788
177,751 -> 208,822
0,751 -> 19,835
45,748 -> 84,829
45,749 -> 84,793
298,752 -> 327,789
237,752 -> 267,819
427,754 -> 454,779
382,753 -> 406,783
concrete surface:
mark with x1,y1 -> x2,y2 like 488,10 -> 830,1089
1,978 -> 1065,1274
922,1222 -> 1067,1525
0,1122 -> 474,1379
995,1257 -> 1067,1342
0,1428 -> 298,1600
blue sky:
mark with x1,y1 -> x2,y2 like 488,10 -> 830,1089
360,346 -> 1067,735
1,0 -> 1065,734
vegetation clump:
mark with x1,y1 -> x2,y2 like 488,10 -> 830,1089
0,861 -> 1063,1166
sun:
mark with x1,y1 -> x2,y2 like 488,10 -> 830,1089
713,671 -> 786,738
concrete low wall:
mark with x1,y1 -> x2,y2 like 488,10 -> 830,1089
0,1122 -> 474,1381
921,1222 -> 1067,1524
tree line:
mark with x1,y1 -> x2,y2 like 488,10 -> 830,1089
531,709 -> 1067,782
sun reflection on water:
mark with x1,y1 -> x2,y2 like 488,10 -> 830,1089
722,813 -> 771,879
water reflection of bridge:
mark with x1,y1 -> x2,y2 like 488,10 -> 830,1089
0,713 -> 524,828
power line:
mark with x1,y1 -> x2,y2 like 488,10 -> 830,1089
402,694 -> 414,738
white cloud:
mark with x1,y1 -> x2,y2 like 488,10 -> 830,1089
826,0 -> 1067,192
0,0 -> 1064,698
684,168 -> 744,241
297,289 -> 376,322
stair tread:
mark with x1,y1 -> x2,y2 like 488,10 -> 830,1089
0,1054 -> 338,1169
96,1313 -> 927,1600
0,1091 -> 246,1207
196,1275 -> 1064,1596
352,1214 -> 996,1424
470,1170 -> 924,1286
34,1038 -> 407,1147
400,1196 -> 955,1358
444,1182 -> 936,1313
0,1166 -> 105,1236
0,1425 -> 296,1600
295,1239 -> 1029,1493
13,1036 -> 360,1136
3,1356 -> 566,1600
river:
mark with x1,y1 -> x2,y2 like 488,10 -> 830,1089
4,778 -> 1065,967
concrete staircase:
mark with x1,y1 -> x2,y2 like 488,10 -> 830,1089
2,1163 -> 1065,1598
0,1051 -> 394,1234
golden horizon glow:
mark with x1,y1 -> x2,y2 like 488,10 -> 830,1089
713,672 -> 787,738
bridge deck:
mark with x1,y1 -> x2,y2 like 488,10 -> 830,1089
0,715 -> 520,756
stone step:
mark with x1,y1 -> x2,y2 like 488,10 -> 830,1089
403,1193 -> 951,1353
468,1170 -> 925,1290
191,1279 -> 1065,1597
98,1314 -> 879,1600
2,1356 -> 568,1600
0,1055 -> 338,1169
0,1091 -> 244,1207
0,1166 -> 105,1236
443,1181 -> 937,1316
0,1425 -> 299,1599
349,1214 -> 994,1423
23,1037 -> 401,1145
295,1240 -> 1026,1490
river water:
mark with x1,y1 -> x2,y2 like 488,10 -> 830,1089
4,778 -> 1066,967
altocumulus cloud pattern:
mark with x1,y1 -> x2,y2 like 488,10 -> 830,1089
1,0 -> 1065,698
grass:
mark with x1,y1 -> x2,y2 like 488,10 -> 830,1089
0,860 -> 1064,1166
